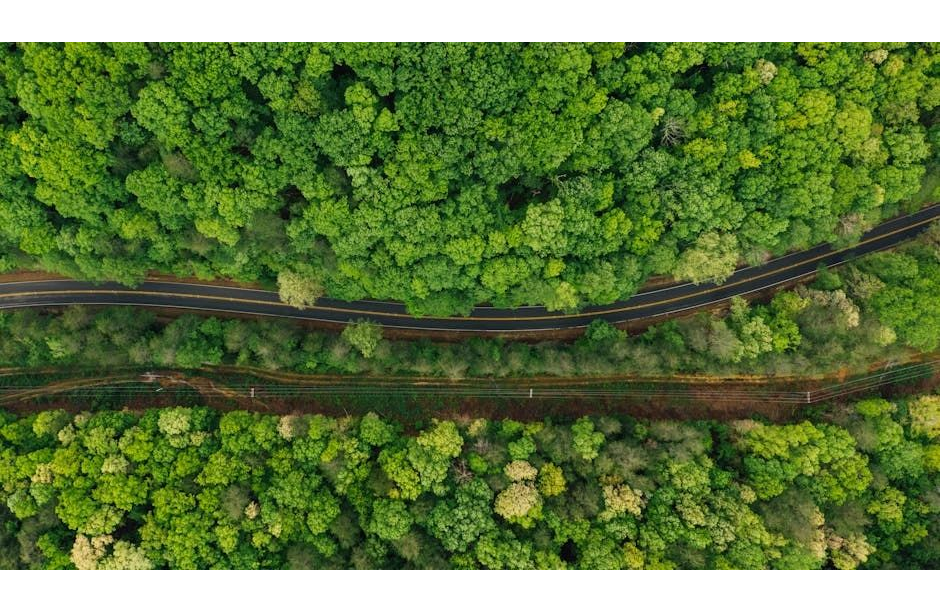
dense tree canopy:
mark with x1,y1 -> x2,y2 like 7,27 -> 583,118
1,43 -> 938,313
1,399 -> 939,569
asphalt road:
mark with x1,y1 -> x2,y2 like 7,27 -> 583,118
0,204 -> 937,333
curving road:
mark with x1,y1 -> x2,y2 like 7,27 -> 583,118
0,204 -> 937,333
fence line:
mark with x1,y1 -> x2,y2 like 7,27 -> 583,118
0,358 -> 937,406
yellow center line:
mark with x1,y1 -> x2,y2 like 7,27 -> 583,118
640,209 -> 937,295
0,213 -> 935,322
0,289 -> 429,320
599,214 -> 939,315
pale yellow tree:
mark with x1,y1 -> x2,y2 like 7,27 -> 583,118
277,270 -> 324,309
909,396 -> 940,439
600,484 -> 646,520
494,482 -> 542,527
504,460 -> 537,482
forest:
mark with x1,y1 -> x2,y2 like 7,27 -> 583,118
1,41 -> 939,573
0,43 -> 938,314
1,225 -> 937,379
1,395 -> 939,569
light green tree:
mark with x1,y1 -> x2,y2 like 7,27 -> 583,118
673,232 -> 739,285
341,320 -> 383,358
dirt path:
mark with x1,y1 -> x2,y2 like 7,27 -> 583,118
0,370 -> 244,408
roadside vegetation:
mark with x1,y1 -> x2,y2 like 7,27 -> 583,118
2,226 -> 938,380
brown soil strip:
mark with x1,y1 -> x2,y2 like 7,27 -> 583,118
0,370 -> 244,408
3,354 -> 935,422
0,270 -> 64,283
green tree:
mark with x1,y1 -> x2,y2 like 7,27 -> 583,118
426,478 -> 496,553
368,498 -> 413,541
571,417 -> 605,462
537,463 -> 566,497
342,320 -> 383,359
